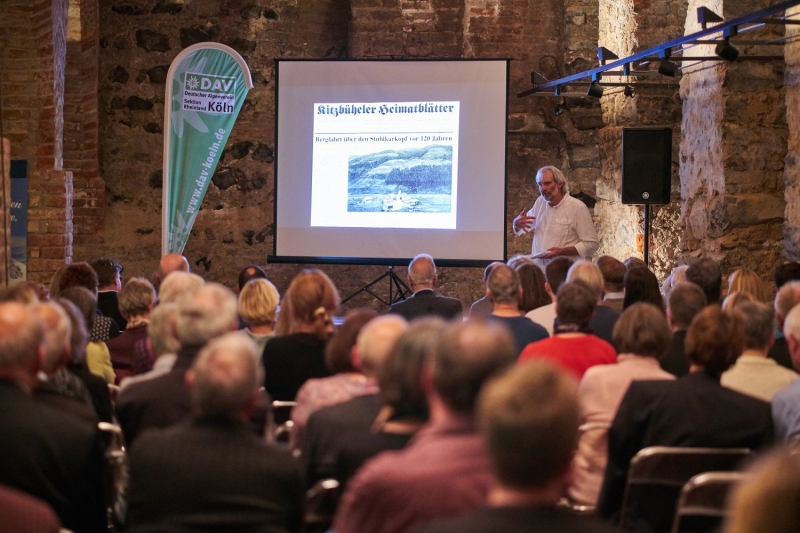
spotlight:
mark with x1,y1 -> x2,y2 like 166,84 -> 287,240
623,85 -> 635,98
587,82 -> 604,98
658,59 -> 679,77
554,103 -> 564,115
715,39 -> 739,61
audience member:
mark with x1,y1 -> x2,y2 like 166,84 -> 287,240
774,261 -> 800,289
237,264 -> 269,293
418,361 -> 613,533
0,281 -> 47,304
623,257 -> 647,271
660,282 -> 707,377
154,253 -> 190,290
58,286 -> 115,384
263,269 -> 340,401
596,255 -> 626,312
126,333 -> 303,532
771,305 -> 800,441
116,283 -> 240,445
727,267 -> 767,303
0,483 -> 61,533
566,260 -> 621,345
334,319 -> 517,533
598,306 -> 773,532
119,302 -> 180,390
469,262 -> 503,318
485,264 -> 548,353
526,257 -> 573,335
516,262 -> 551,313
570,303 -> 674,506
157,271 -> 205,304
388,254 -> 462,320
721,301 -> 797,401
661,264 -> 688,300
768,280 -> 800,369
506,254 -> 535,269
58,262 -> 120,341
107,277 -> 156,385
722,290 -> 754,312
302,314 -> 409,486
90,256 -> 127,330
238,278 -> 280,354
290,308 -> 378,448
623,266 -> 664,312
0,302 -> 107,533
520,281 -> 617,379
686,257 -> 723,305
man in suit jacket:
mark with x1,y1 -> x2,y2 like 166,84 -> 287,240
661,282 -> 707,377
0,302 -> 107,533
389,254 -> 462,321
126,332 -> 303,533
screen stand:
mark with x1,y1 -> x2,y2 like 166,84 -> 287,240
340,266 -> 412,308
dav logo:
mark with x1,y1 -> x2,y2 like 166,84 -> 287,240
183,73 -> 237,114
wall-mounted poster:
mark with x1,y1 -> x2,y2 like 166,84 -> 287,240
10,159 -> 27,281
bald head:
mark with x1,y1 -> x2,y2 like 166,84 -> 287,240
356,315 -> 408,376
160,254 -> 190,277
0,302 -> 44,382
408,254 -> 437,289
32,302 -> 72,375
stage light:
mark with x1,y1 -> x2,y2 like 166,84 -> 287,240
623,85 -> 635,98
715,38 -> 739,61
554,103 -> 564,115
587,82 -> 604,98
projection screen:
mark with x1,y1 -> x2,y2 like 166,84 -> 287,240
271,59 -> 509,267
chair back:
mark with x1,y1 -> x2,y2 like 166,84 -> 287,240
305,478 -> 341,533
98,422 -> 128,530
670,471 -> 749,533
270,400 -> 297,446
559,421 -> 612,515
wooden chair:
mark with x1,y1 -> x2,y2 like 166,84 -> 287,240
617,446 -> 752,533
670,471 -> 749,533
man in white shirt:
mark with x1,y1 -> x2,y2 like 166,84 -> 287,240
512,166 -> 599,269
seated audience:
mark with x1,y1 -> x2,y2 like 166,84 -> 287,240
157,271 -> 205,304
623,257 -> 647,271
768,281 -> 800,369
775,261 -> 800,289
107,277 -> 156,385
722,290 -> 754,312
0,280 -> 48,304
388,254 -> 462,321
153,253 -> 190,290
238,278 -> 280,354
519,281 -> 617,380
661,264 -> 688,301
90,256 -> 127,330
0,302 -> 107,533
721,301 -> 797,401
57,262 -> 120,340
771,305 -> 800,441
526,257 -> 573,335
566,260 -> 620,345
333,319 -> 517,533
686,257 -> 723,306
237,264 -> 269,293
0,483 -> 62,533
570,303 -> 675,506
418,361 -> 613,533
59,287 -> 115,384
727,267 -> 767,303
469,262 -> 503,318
290,308 -> 378,448
622,267 -> 664,312
263,269 -> 340,401
516,262 -> 551,314
120,303 -> 181,390
598,306 -> 773,532
485,264 -> 548,353
596,255 -> 626,312
660,282 -> 707,377
126,333 -> 303,532
302,314 -> 409,486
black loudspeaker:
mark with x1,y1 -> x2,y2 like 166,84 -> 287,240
621,127 -> 672,205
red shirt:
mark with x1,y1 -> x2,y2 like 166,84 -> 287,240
518,334 -> 617,380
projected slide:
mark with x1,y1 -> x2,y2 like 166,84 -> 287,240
310,101 -> 459,229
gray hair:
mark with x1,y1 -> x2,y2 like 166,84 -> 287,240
159,271 -> 205,305
356,314 -> 408,376
536,166 -> 568,195
148,302 -> 180,357
33,302 -> 72,374
775,281 -> 800,322
175,283 -> 238,348
409,254 -> 436,287
0,302 -> 44,370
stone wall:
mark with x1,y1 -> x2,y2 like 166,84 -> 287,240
785,4 -> 800,261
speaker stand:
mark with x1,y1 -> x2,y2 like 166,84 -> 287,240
340,266 -> 412,308
643,204 -> 651,268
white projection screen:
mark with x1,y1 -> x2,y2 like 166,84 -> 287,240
271,59 -> 509,267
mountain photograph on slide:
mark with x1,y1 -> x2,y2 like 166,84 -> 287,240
347,144 -> 453,213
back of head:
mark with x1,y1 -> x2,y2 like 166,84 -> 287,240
90,257 -> 123,289
623,267 -> 664,311
516,263 -> 550,312
158,271 -> 205,305
567,260 -> 604,301
378,317 -> 442,418
685,306 -> 744,377
596,255 -> 626,293
433,319 -> 517,415
506,254 -> 535,269
0,281 -> 46,305
238,278 -> 280,327
775,262 -> 800,289
728,268 -> 766,303
285,269 -> 340,338
725,447 -> 800,533
774,281 -> 800,322
175,283 -> 238,349
686,258 -> 722,305
555,280 -> 597,329
190,333 -> 263,418
733,301 -> 774,351
324,308 -> 378,374
0,302 -> 44,373
624,257 -> 647,271
783,304 -> 800,343
408,254 -> 436,287
159,253 -> 190,277
478,361 -> 579,489
59,287 -> 97,330
118,277 -> 156,321
482,261 -> 504,282
487,264 -> 520,306
544,257 -> 573,294
722,291 -> 754,312
663,265 -> 689,300
667,282 -> 707,330
58,262 -> 99,294
148,303 -> 180,357
32,302 -> 72,374
357,314 -> 408,377
613,303 -> 671,358
53,298 -> 89,364
237,265 -> 268,292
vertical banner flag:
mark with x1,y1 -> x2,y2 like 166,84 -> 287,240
162,43 -> 253,255
10,160 -> 28,281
